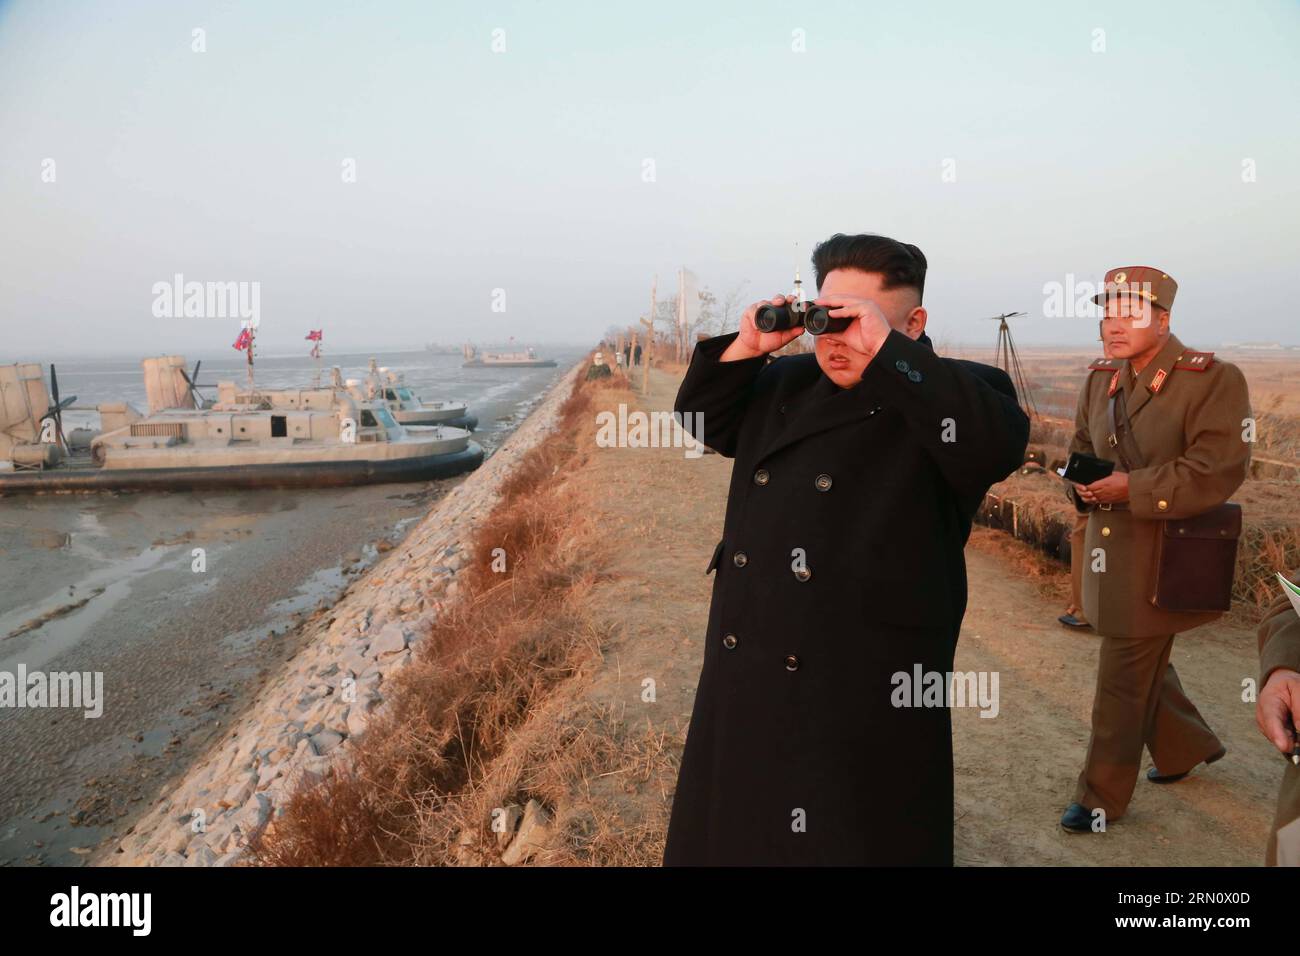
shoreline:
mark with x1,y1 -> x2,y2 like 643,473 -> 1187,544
99,360 -> 583,866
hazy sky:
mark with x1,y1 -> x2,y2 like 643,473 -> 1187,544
2,0 -> 1298,358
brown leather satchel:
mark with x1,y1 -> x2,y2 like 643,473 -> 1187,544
1108,389 -> 1242,612
1150,502 -> 1242,612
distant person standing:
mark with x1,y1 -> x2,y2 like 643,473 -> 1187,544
624,344 -> 631,369
634,343 -> 643,368
1060,266 -> 1251,834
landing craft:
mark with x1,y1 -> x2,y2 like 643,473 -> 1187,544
0,357 -> 482,495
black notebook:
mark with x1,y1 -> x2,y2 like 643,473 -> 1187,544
1059,451 -> 1116,486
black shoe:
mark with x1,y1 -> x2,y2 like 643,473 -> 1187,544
1146,746 -> 1227,784
1058,613 -> 1090,629
1060,802 -> 1097,833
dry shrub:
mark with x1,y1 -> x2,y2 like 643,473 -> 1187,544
1028,415 -> 1072,450
978,474 -> 1075,566
408,694 -> 678,867
248,371 -> 617,866
1255,405 -> 1300,463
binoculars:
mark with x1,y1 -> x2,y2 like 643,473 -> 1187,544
755,302 -> 852,336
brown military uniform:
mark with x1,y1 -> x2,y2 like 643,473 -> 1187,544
1067,268 -> 1253,820
1068,510 -> 1089,619
1258,580 -> 1300,866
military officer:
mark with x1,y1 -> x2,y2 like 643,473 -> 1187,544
661,234 -> 1029,865
1256,574 -> 1300,865
1060,266 -> 1253,833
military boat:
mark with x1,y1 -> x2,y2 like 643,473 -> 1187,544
0,358 -> 482,495
351,359 -> 477,430
462,343 -> 557,368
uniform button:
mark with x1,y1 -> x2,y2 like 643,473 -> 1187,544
733,551 -> 748,567
722,633 -> 738,650
907,369 -> 923,383
814,473 -> 832,492
895,359 -> 910,374
754,468 -> 770,486
1101,527 -> 1111,537
1157,499 -> 1168,511
784,655 -> 800,671
794,567 -> 812,582
778,404 -> 787,414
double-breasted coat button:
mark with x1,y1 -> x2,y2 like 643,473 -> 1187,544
895,359 -> 910,374
907,369 -> 923,383
784,655 -> 800,671
722,633 -> 738,649
814,473 -> 832,492
733,551 -> 748,567
754,468 -> 770,486
794,567 -> 812,582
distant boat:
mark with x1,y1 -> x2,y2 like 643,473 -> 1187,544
461,343 -> 556,368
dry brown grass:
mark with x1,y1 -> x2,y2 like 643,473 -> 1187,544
247,365 -> 639,867
1027,415 -> 1073,453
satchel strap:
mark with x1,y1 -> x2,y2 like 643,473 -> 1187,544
1107,387 -> 1147,472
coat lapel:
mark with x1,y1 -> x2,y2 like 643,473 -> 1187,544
757,372 -> 882,463
1126,334 -> 1184,422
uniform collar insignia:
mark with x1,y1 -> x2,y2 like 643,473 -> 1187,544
1128,334 -> 1183,413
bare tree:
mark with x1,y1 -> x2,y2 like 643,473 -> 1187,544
715,280 -> 750,335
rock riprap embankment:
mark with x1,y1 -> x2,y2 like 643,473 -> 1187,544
105,363 -> 581,867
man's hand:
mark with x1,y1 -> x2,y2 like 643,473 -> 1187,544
1074,472 -> 1130,505
1257,667 -> 1300,757
720,294 -> 806,362
814,295 -> 892,360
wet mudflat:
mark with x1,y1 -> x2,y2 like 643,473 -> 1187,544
0,362 -> 572,866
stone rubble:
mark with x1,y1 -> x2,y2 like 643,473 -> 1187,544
103,363 -> 581,867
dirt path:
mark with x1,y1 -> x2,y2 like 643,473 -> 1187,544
568,365 -> 1278,866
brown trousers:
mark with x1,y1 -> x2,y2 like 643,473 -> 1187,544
1069,511 -> 1088,616
1074,633 -> 1222,819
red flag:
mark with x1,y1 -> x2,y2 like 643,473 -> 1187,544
305,330 -> 323,341
233,328 -> 252,351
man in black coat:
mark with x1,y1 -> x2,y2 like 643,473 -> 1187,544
662,234 -> 1029,865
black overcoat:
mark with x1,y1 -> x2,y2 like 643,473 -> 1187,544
662,329 -> 1028,865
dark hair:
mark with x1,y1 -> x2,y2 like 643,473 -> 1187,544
811,233 -> 927,301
